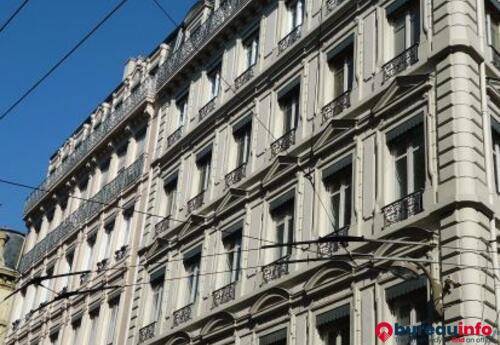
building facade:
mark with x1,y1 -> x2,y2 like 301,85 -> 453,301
7,0 -> 500,344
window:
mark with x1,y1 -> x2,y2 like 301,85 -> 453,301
260,329 -> 287,345
50,331 -> 60,345
103,222 -> 114,259
150,277 -> 164,322
234,123 -> 252,167
164,179 -> 178,222
492,128 -> 500,193
72,320 -> 82,345
197,153 -> 212,194
243,30 -> 259,69
491,11 -> 500,51
208,65 -> 221,100
271,201 -> 294,260
62,250 -> 74,288
279,86 -> 300,135
185,256 -> 201,305
221,231 -> 242,285
99,159 -> 111,190
88,311 -> 100,344
318,306 -> 350,345
388,1 -> 420,57
329,45 -> 354,99
388,287 -> 429,345
106,300 -> 120,345
79,178 -> 89,201
176,94 -> 189,128
286,0 -> 304,33
86,234 -> 96,270
135,130 -> 146,158
44,265 -> 55,302
122,210 -> 133,247
325,165 -> 352,233
116,144 -> 127,172
388,124 -> 425,201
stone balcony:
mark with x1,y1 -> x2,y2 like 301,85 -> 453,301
24,79 -> 154,215
321,90 -> 351,123
19,155 -> 145,273
381,190 -> 424,227
382,44 -> 419,82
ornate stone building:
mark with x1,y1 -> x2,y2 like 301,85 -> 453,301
7,0 -> 500,344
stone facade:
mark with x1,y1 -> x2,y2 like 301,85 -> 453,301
8,0 -> 500,344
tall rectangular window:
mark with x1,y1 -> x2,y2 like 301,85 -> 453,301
88,311 -> 100,344
491,12 -> 500,51
286,0 -> 304,32
150,277 -> 164,323
164,179 -> 178,220
135,130 -> 146,158
234,124 -> 252,167
388,1 -> 420,57
271,201 -> 294,260
388,124 -> 425,201
72,320 -> 82,345
176,94 -> 189,128
329,45 -> 354,99
103,222 -> 114,260
197,153 -> 212,194
492,128 -> 500,193
106,300 -> 120,345
116,144 -> 127,172
279,86 -> 300,135
99,159 -> 111,190
122,210 -> 133,247
243,30 -> 259,69
208,65 -> 221,100
50,331 -> 60,345
45,265 -> 55,302
86,234 -> 96,270
222,231 -> 242,285
185,256 -> 201,305
325,166 -> 352,233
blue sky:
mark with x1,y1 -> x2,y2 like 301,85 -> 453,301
0,0 -> 195,232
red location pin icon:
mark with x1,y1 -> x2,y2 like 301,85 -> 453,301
375,322 -> 393,342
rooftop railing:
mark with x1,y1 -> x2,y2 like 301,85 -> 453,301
24,79 -> 153,215
19,155 -> 144,273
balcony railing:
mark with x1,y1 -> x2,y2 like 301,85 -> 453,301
326,0 -> 346,12
187,191 -> 205,214
235,64 -> 256,89
278,25 -> 302,54
156,0 -> 246,91
317,226 -> 349,257
173,304 -> 193,327
97,258 -> 109,273
262,256 -> 289,283
382,190 -> 423,227
382,44 -> 419,82
24,79 -> 153,215
114,245 -> 129,261
492,45 -> 500,70
155,217 -> 171,236
80,272 -> 91,285
322,90 -> 351,123
270,129 -> 296,156
19,155 -> 145,273
225,163 -> 247,187
138,321 -> 157,344
212,281 -> 236,308
167,126 -> 183,147
199,97 -> 218,121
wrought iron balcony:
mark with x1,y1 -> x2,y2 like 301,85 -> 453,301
326,0 -> 345,12
187,191 -> 205,214
199,97 -> 218,121
138,321 -> 157,343
317,226 -> 349,257
212,281 -> 236,308
225,163 -> 247,187
97,258 -> 109,273
235,64 -> 256,89
382,44 -> 419,82
270,129 -> 296,156
262,256 -> 289,283
24,79 -> 153,215
492,45 -> 500,70
80,272 -> 90,285
156,0 -> 246,91
382,190 -> 423,227
167,126 -> 183,147
322,90 -> 351,123
11,319 -> 20,331
278,25 -> 302,54
19,155 -> 144,273
155,217 -> 171,236
173,304 -> 193,327
114,245 -> 129,261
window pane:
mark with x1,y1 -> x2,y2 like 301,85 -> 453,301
395,157 -> 408,199
331,193 -> 341,231
393,16 -> 406,55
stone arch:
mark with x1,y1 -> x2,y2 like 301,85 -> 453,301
249,287 -> 290,315
200,311 -> 235,337
165,331 -> 190,345
303,261 -> 353,293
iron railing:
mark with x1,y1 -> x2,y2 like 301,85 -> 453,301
212,281 -> 236,308
321,90 -> 351,123
156,0 -> 247,91
138,321 -> 157,343
96,258 -> 109,273
278,25 -> 302,54
167,126 -> 184,147
326,0 -> 345,12
492,45 -> 500,70
155,217 -> 171,236
187,191 -> 205,214
382,190 -> 423,227
19,155 -> 145,273
382,44 -> 419,82
225,163 -> 247,187
317,226 -> 349,257
114,245 -> 129,261
24,79 -> 153,214
235,64 -> 256,89
173,304 -> 193,327
270,129 -> 296,156
262,256 -> 289,283
199,97 -> 218,121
